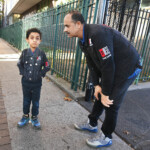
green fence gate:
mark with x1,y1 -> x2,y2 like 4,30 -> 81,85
103,0 -> 150,83
0,0 -> 149,92
0,0 -> 100,91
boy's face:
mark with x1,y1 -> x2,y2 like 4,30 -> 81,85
26,32 -> 41,49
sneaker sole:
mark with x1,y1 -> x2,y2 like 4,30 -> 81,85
17,122 -> 29,128
32,125 -> 41,130
86,139 -> 112,148
74,124 -> 98,133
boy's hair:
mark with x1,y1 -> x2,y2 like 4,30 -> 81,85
67,10 -> 85,24
26,28 -> 42,39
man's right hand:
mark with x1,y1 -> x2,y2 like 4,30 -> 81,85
94,85 -> 102,100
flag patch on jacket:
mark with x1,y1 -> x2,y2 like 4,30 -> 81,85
45,62 -> 49,67
37,56 -> 41,61
99,46 -> 111,60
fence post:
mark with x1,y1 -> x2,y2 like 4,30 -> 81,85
130,0 -> 141,42
118,0 -> 127,32
103,0 -> 109,24
51,6 -> 60,75
71,43 -> 82,91
97,0 -> 106,24
134,58 -> 143,85
71,0 -> 90,91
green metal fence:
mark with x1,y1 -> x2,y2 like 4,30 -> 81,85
104,0 -> 150,83
0,0 -> 99,91
133,8 -> 150,82
0,0 -> 149,92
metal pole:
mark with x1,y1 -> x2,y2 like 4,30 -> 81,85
130,0 -> 141,42
51,6 -> 60,75
118,0 -> 127,32
97,0 -> 107,24
103,0 -> 109,24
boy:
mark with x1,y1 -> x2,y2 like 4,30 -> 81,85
17,28 -> 50,129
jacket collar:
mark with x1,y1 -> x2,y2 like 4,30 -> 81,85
80,24 -> 85,44
27,47 -> 40,57
79,24 -> 90,47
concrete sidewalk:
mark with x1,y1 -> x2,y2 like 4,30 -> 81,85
0,38 -> 133,150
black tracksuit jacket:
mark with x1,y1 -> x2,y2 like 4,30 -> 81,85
79,24 -> 140,96
17,48 -> 50,82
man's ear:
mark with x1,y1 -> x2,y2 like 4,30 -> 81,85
76,21 -> 82,29
26,39 -> 29,43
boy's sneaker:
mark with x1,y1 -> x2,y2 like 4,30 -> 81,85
17,114 -> 30,128
31,116 -> 41,129
86,132 -> 112,148
74,120 -> 98,133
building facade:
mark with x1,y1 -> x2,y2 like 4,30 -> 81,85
3,0 -> 54,26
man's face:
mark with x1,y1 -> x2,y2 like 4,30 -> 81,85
64,14 -> 80,38
26,32 -> 41,49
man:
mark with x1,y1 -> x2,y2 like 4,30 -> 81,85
64,11 -> 142,148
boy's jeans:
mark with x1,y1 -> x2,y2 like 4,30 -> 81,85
22,77 -> 42,116
88,70 -> 140,139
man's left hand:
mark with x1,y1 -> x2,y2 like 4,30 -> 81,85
101,93 -> 113,107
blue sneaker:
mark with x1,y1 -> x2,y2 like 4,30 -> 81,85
86,132 -> 112,148
74,120 -> 98,133
31,116 -> 41,129
17,114 -> 30,127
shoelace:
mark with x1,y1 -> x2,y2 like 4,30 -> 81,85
32,118 -> 39,124
21,116 -> 28,121
81,123 -> 90,128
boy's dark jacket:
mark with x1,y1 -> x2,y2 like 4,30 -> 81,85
79,24 -> 140,96
17,48 -> 50,82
